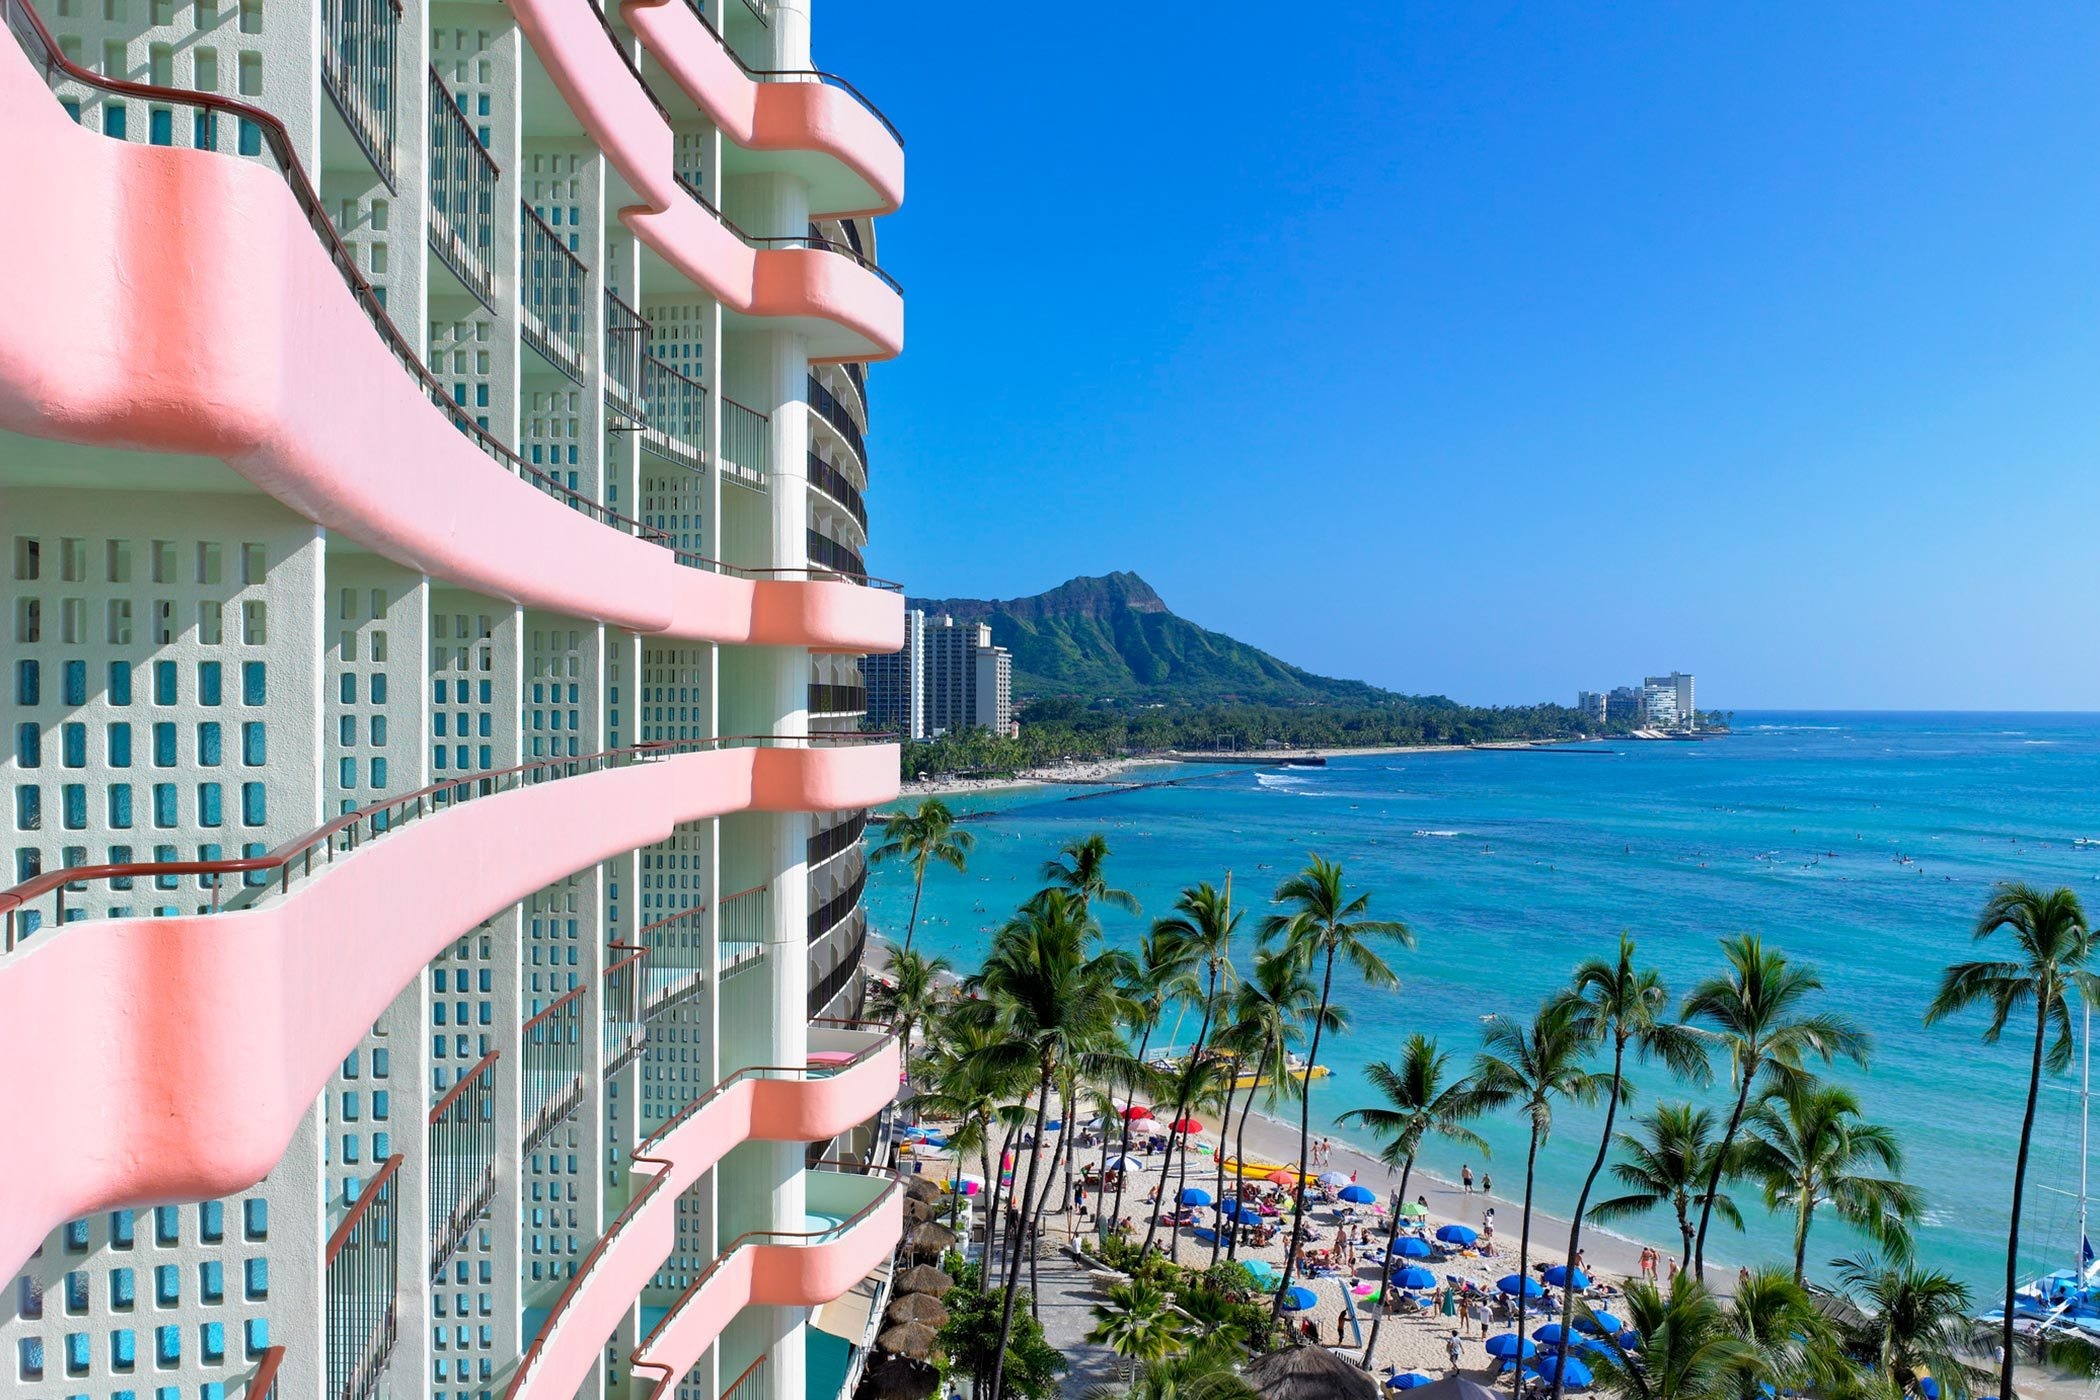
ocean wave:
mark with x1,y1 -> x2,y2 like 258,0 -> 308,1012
1413,829 -> 1465,838
1255,772 -> 1312,790
2025,740 -> 2059,746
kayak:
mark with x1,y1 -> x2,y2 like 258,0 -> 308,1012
1218,1157 -> 1317,1186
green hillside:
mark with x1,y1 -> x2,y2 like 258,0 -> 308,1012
906,572 -> 1393,705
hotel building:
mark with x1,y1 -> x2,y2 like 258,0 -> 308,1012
0,2 -> 906,1400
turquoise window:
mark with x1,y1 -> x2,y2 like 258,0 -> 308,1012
198,1261 -> 223,1303
154,1205 -> 178,1244
19,784 -> 44,830
152,784 -> 177,828
154,1265 -> 177,1305
62,660 -> 85,705
241,783 -> 265,827
14,659 -> 37,705
242,662 -> 265,704
60,785 -> 85,830
242,722 -> 265,765
153,723 -> 175,766
60,723 -> 84,767
243,1317 -> 267,1358
148,107 -> 171,145
108,785 -> 133,829
197,784 -> 221,827
15,724 -> 39,766
197,722 -> 221,766
107,722 -> 132,767
198,661 -> 222,706
199,1201 -> 223,1241
153,660 -> 176,705
108,660 -> 132,704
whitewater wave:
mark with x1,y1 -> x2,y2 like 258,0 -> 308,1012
1255,772 -> 1312,790
1413,829 -> 1464,838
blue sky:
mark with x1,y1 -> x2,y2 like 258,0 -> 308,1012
820,5 -> 2099,710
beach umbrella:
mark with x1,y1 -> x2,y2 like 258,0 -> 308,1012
1171,1117 -> 1205,1133
1045,1119 -> 1063,1132
885,1293 -> 950,1328
1104,1155 -> 1142,1171
1496,1275 -> 1544,1298
1390,1265 -> 1437,1290
862,1358 -> 940,1400
1217,1199 -> 1243,1220
1245,1342 -> 1382,1400
1918,1380 -> 1941,1400
1574,1311 -> 1622,1336
1533,1325 -> 1571,1346
877,1322 -> 942,1362
1536,1357 -> 1592,1390
892,1264 -> 952,1295
1615,1330 -> 1641,1352
1544,1265 -> 1590,1290
1392,1236 -> 1433,1259
1400,1201 -> 1429,1218
1435,1224 -> 1478,1246
906,1222 -> 956,1258
903,1198 -> 938,1223
901,1176 -> 943,1203
1180,1187 -> 1214,1207
1317,1171 -> 1351,1187
1387,1374 -> 1435,1391
1339,1184 -> 1376,1204
1281,1285 -> 1319,1312
1123,1105 -> 1155,1121
1266,1169 -> 1297,1186
1484,1334 -> 1536,1361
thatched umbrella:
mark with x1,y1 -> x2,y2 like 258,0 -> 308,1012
892,1264 -> 952,1295
905,1222 -> 957,1258
1245,1345 -> 1381,1400
902,1197 -> 939,1224
859,1357 -> 940,1400
884,1292 -> 950,1328
877,1321 -> 943,1362
901,1176 -> 943,1204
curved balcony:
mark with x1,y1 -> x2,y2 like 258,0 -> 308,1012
630,1166 -> 901,1399
508,0 -> 902,361
505,1027 -> 902,1400
0,738 -> 899,1285
0,10 -> 903,654
623,0 -> 901,219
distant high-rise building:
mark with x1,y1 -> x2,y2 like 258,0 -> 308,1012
1642,672 -> 1696,730
867,609 -> 927,739
1577,691 -> 1607,723
924,615 -> 1014,737
1606,686 -> 1642,724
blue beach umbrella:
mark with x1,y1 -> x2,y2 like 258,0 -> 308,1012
1390,1265 -> 1438,1290
1484,1334 -> 1537,1360
1217,1199 -> 1243,1220
1544,1265 -> 1591,1289
1435,1224 -> 1478,1246
1180,1187 -> 1213,1207
1387,1375 -> 1435,1391
1615,1330 -> 1642,1351
1575,1311 -> 1623,1336
1497,1275 -> 1545,1298
1394,1236 -> 1434,1258
1534,1324 -> 1571,1346
1340,1184 -> 1377,1204
1282,1285 -> 1318,1312
1537,1356 -> 1593,1389
1919,1381 -> 1941,1400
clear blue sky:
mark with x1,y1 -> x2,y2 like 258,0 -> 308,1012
820,4 -> 2099,710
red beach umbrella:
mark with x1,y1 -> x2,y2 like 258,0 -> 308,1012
1170,1118 -> 1205,1133
1265,1169 -> 1296,1186
1122,1105 -> 1154,1121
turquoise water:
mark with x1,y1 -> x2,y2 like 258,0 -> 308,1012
867,712 -> 2100,1294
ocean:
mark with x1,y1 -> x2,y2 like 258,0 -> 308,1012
866,712 -> 2100,1295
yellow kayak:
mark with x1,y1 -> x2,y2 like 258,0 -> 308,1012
1218,1157 -> 1317,1186
1230,1063 -> 1331,1091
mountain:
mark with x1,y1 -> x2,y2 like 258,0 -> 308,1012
906,572 -> 1395,705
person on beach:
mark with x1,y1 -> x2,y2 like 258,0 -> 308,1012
1481,1174 -> 1492,1195
1666,1257 -> 1679,1284
1336,1309 -> 1348,1345
1447,1330 -> 1465,1371
1462,1164 -> 1474,1194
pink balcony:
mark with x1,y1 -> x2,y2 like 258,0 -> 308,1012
505,1027 -> 902,1400
0,741 -> 899,1285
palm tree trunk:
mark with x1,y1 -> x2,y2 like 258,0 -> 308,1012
1515,1128 -> 1542,1360
1273,947 -> 1337,1322
902,862 -> 926,955
1551,1038 -> 1626,1400
2000,1002 -> 2050,1400
990,1068 -> 1055,1400
1229,1062 -> 1263,1263
1694,1055 -> 1758,1277
983,1117 -> 1023,1296
1141,1102 -> 1181,1257
1676,1196 -> 1693,1270
1792,1173 -> 1814,1286
1211,1054 -> 1244,1268
1361,1156 -> 1415,1368
1109,1019 -> 1158,1244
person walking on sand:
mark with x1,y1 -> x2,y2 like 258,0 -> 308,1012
1447,1329 -> 1465,1372
1462,1164 -> 1474,1195
1337,1308 -> 1349,1346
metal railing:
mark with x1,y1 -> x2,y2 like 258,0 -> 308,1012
805,453 -> 867,537
0,733 -> 895,948
605,944 -> 649,1073
427,1053 -> 498,1280
321,0 -> 400,187
604,290 -> 649,420
806,529 -> 868,584
808,858 -> 866,944
428,65 -> 498,307
723,395 -> 772,480
808,681 -> 867,716
505,1035 -> 899,1400
808,913 -> 867,1018
672,172 -> 902,297
521,201 -> 587,381
591,0 -> 668,120
522,982 -> 587,1152
843,361 -> 868,421
640,355 -> 707,470
722,1354 -> 769,1400
243,1346 -> 288,1400
326,1155 -> 403,1400
1,0 -> 901,594
633,904 -> 707,1015
805,374 -> 867,465
806,811 -> 865,868
681,0 -> 901,148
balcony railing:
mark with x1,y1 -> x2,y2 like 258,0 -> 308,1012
639,355 -> 707,471
428,1053 -> 497,1280
672,172 -> 902,298
807,811 -> 865,868
243,1347 -> 288,1400
521,201 -> 587,381
681,0 -> 901,148
806,529 -> 867,584
805,452 -> 867,537
0,733 -> 896,948
605,944 -> 649,1073
0,0 -> 900,593
808,912 -> 867,1019
843,362 -> 867,420
321,0 -> 400,187
723,395 -> 772,482
634,903 -> 706,1015
522,982 -> 587,1152
605,290 -> 649,421
805,374 -> 866,467
808,859 -> 866,944
723,1354 -> 769,1400
428,65 -> 498,307
326,1154 -> 402,1400
808,681 -> 866,716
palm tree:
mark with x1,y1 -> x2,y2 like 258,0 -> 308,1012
869,798 -> 975,954
1738,1078 -> 1920,1283
908,1010 -> 1021,1240
1211,948 -> 1327,1263
1335,1035 -> 1488,1368
1831,1253 -> 1988,1400
1041,832 -> 1141,919
1715,1268 -> 1852,1400
1153,1055 -> 1235,1263
1925,884 -> 2099,1400
1589,1102 -> 1744,1269
1089,1278 -> 1188,1381
1258,856 -> 1412,1317
1471,1000 -> 1603,1359
1582,1274 -> 1753,1400
964,890 -> 1142,1400
1141,881 -> 1241,1257
1108,929 -> 1200,1240
1549,935 -> 1709,1400
1682,934 -> 1870,1275
869,948 -> 954,1101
